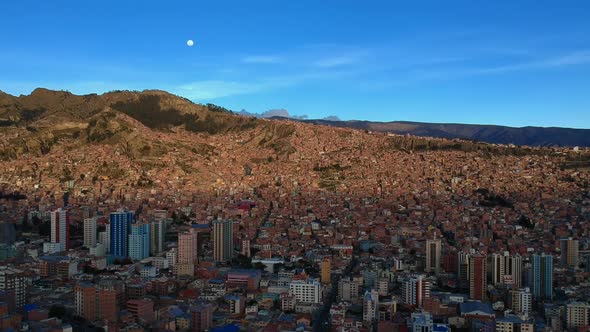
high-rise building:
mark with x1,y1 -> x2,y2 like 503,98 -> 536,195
83,217 -> 97,248
176,229 -> 198,276
566,302 -> 590,330
338,278 -> 359,302
469,253 -> 487,300
410,311 -> 433,332
129,222 -> 150,260
149,219 -> 166,256
402,275 -> 431,307
491,252 -> 522,288
458,251 -> 472,287
425,238 -> 442,275
213,219 -> 234,262
510,287 -> 532,315
321,258 -> 331,284
289,279 -> 322,304
532,253 -> 553,301
0,266 -> 26,309
110,210 -> 134,257
49,208 -> 70,253
98,223 -> 110,253
560,238 -> 579,269
363,289 -> 379,323
190,303 -> 213,332
241,239 -> 251,257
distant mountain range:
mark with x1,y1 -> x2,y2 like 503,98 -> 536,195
280,118 -> 590,147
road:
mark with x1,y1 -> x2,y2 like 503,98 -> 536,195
313,257 -> 358,332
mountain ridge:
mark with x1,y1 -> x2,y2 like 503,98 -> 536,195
279,118 -> 590,147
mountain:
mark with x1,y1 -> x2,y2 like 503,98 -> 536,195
0,88 -> 588,200
294,119 -> 590,147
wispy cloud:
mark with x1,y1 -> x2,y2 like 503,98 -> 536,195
241,55 -> 283,64
314,55 -> 360,68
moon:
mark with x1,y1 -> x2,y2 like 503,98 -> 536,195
187,39 -> 194,47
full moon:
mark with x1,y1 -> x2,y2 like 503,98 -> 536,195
187,39 -> 194,47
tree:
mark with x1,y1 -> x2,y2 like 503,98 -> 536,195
49,305 -> 66,319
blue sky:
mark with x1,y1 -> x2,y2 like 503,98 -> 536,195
1,1 -> 590,128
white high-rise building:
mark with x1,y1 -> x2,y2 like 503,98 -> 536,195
98,223 -> 110,254
166,248 -> 177,268
83,217 -> 97,247
363,289 -> 379,323
511,287 -> 532,315
338,278 -> 359,302
289,279 -> 322,304
491,252 -> 523,288
402,275 -> 431,307
48,208 -> 69,253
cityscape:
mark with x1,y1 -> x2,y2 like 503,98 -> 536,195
1,2 -> 590,332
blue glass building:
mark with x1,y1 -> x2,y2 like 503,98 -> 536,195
110,210 -> 134,257
129,223 -> 150,260
532,253 -> 553,300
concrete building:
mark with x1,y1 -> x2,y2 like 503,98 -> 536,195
402,275 -> 431,307
363,289 -> 379,324
560,238 -> 579,269
510,287 -> 532,315
338,278 -> 359,302
495,315 -> 534,332
0,266 -> 26,309
566,302 -> 589,330
490,252 -> 522,288
289,279 -> 322,304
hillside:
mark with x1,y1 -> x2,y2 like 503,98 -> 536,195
0,88 -> 588,204
298,119 -> 590,147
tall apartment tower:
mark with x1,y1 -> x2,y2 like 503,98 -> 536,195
469,253 -> 487,300
491,252 -> 523,288
510,287 -> 532,315
149,219 -> 166,255
458,251 -> 472,287
110,210 -> 134,257
402,275 -> 431,307
532,253 -> 553,300
560,238 -> 579,269
0,266 -> 27,309
50,208 -> 70,252
425,238 -> 442,275
129,222 -> 150,260
213,219 -> 234,262
83,217 -> 97,248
